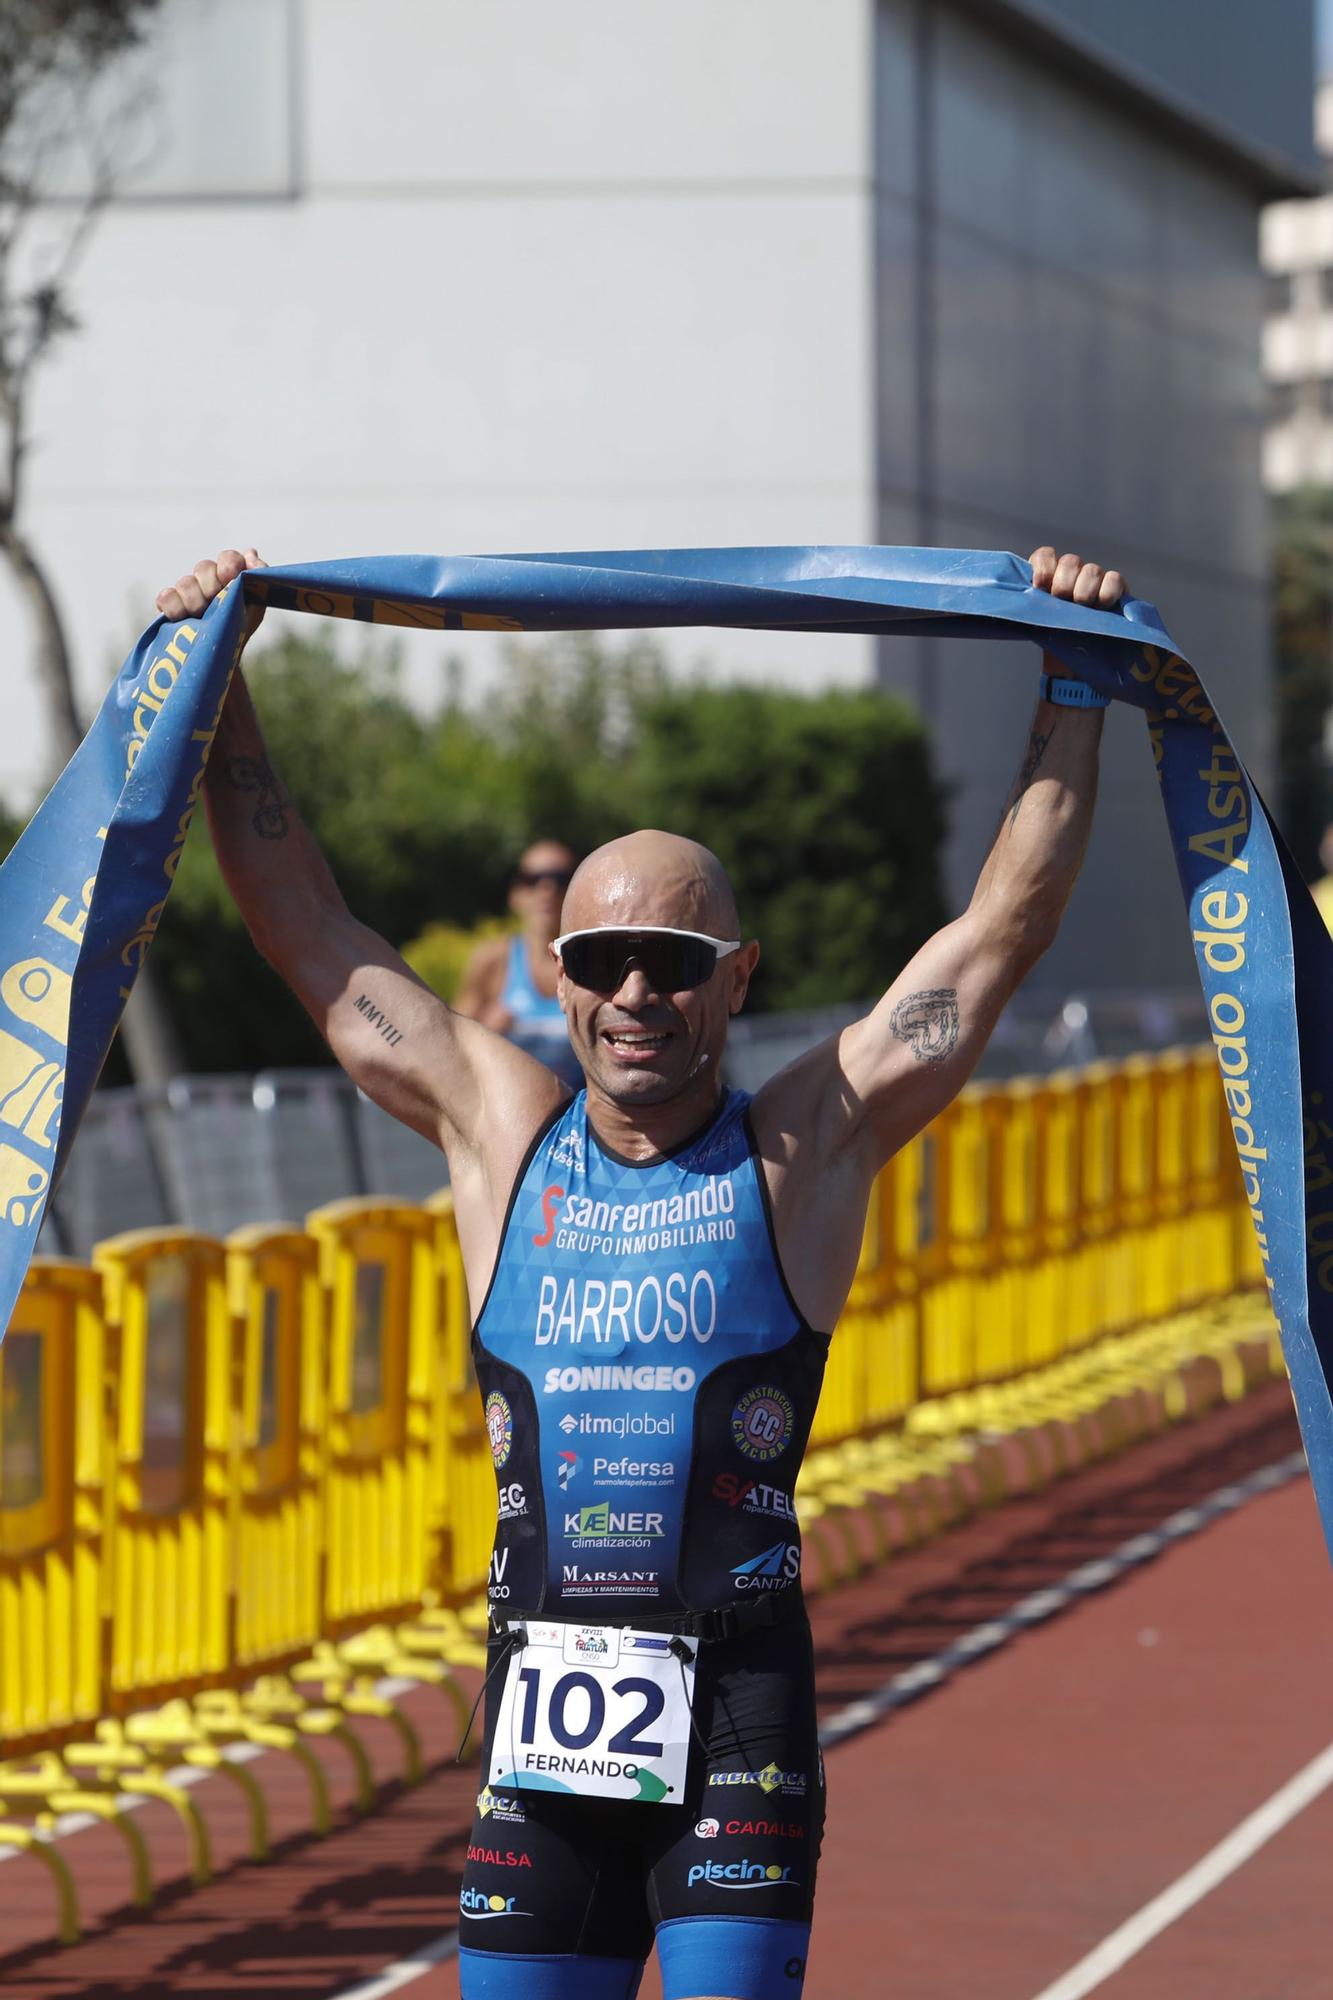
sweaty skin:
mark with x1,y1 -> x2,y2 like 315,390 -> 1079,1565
168,543 -> 1119,1351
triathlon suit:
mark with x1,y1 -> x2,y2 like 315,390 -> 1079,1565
461,1087 -> 830,2000
501,934 -> 585,1087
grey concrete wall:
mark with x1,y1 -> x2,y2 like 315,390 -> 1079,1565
873,0 -> 1272,993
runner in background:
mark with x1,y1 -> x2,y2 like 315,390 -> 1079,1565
454,840 -> 584,1086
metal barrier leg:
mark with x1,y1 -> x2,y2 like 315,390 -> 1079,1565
119,1774 -> 212,1886
0,1823 -> 80,1945
182,1747 -> 270,1861
46,1794 -> 153,1910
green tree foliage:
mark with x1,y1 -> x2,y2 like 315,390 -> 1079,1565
1274,487 -> 1333,877
141,628 -> 947,1070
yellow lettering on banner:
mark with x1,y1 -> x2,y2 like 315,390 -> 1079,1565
1128,646 -> 1217,728
44,871 -> 96,946
0,1144 -> 49,1228
1,959 -> 71,1046
0,1029 -> 61,1149
1189,821 -> 1249,872
125,623 -> 197,778
1200,889 -> 1246,930
1209,991 -> 1273,1280
1223,1077 -> 1253,1119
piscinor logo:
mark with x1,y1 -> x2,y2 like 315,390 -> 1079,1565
460,1885 -> 531,1918
685,1857 -> 799,1890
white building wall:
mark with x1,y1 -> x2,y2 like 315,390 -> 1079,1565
2,0 -> 877,801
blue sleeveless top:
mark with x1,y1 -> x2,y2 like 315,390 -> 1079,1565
500,935 -> 583,1086
473,1088 -> 829,1620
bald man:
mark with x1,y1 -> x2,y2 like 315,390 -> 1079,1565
165,544 -> 1126,2000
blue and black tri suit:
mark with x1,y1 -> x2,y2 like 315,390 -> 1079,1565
460,1088 -> 830,2000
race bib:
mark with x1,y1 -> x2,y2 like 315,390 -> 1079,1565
488,1620 -> 697,1804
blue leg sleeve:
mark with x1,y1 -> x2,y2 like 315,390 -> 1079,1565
459,1946 -> 643,2000
657,1916 -> 811,2000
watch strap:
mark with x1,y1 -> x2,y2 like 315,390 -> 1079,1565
1038,671 -> 1110,710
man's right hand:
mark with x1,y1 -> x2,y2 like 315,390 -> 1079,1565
156,547 -> 267,644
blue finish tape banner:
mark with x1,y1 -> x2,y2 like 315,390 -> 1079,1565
1,547 -> 1330,1550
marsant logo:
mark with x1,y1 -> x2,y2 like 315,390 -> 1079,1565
533,1183 -> 565,1248
485,1392 -> 514,1469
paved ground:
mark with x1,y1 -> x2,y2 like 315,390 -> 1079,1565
1,1381 -> 1323,2000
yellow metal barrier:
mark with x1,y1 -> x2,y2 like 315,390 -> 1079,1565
306,1199 -> 438,1633
94,1230 -> 232,1710
423,1189 -> 494,1612
0,1260 -> 105,1745
226,1225 -> 326,1672
0,1045 -> 1273,1765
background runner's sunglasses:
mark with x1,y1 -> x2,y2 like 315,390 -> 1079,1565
514,866 -> 575,890
553,926 -> 740,992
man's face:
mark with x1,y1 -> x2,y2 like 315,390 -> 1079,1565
557,933 -> 757,1107
509,843 -> 576,937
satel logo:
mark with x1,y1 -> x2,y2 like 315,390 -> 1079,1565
533,1184 -> 565,1248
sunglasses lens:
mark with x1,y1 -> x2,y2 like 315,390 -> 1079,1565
518,868 -> 572,889
560,931 -> 717,991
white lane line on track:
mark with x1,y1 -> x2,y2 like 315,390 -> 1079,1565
816,1449 -> 1308,1750
1026,1740 -> 1333,2000
329,1932 -> 460,2000
323,1447 -> 1310,2000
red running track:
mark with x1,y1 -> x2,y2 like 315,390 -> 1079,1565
3,1385 -> 1328,2000
423,1403 -> 1333,2000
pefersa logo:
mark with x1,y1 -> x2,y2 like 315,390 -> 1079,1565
685,1857 -> 800,1891
731,1385 -> 794,1463
460,1885 -> 531,1919
731,1541 -> 801,1592
485,1391 -> 514,1469
557,1450 -> 580,1490
532,1183 -> 566,1248
544,1364 -> 695,1395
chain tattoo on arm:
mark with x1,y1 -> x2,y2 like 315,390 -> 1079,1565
889,988 -> 959,1064
224,755 -> 292,840
1008,715 -> 1058,827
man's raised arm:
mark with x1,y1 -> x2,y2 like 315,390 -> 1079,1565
158,550 -> 566,1184
764,546 -> 1124,1178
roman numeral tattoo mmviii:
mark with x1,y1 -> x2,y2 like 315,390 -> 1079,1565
890,988 -> 959,1064
354,994 -> 405,1047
